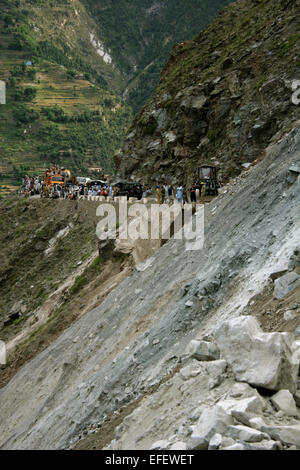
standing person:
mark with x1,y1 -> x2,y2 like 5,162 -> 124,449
176,186 -> 183,204
190,184 -> 197,203
113,185 -> 120,199
183,185 -> 189,204
156,185 -> 162,205
168,184 -> 174,202
201,182 -> 206,204
161,185 -> 165,204
164,184 -> 169,203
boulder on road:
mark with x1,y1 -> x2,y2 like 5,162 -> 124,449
214,316 -> 298,393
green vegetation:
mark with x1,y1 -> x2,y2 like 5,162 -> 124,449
0,0 -> 133,195
83,0 -> 232,112
0,0 -> 232,195
70,274 -> 88,295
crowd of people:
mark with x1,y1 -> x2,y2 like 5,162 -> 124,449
20,175 -> 121,200
19,167 -> 122,200
155,183 -> 206,204
20,169 -> 207,204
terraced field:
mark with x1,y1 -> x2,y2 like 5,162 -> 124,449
0,0 -> 131,197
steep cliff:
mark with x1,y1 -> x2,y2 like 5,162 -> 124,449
115,0 -> 300,185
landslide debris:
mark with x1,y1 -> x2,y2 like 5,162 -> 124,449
0,120 -> 299,450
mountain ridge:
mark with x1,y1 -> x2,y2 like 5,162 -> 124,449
115,0 -> 300,185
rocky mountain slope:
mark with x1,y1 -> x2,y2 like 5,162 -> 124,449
115,0 -> 300,185
0,120 -> 299,450
0,197 -> 134,389
0,0 -> 230,195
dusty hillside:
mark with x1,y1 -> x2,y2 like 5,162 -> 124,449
0,121 -> 299,450
115,0 -> 300,185
0,197 -> 133,388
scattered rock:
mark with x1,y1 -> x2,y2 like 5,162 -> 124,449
274,272 -> 300,300
248,416 -> 267,431
222,443 -> 245,450
180,361 -> 202,380
294,390 -> 300,408
226,424 -> 270,443
170,441 -> 188,450
246,439 -> 282,450
149,440 -> 170,450
189,405 -> 234,450
218,395 -> 265,426
208,433 -> 222,450
261,425 -> 300,447
185,340 -> 220,361
205,360 -> 227,389
284,310 -> 296,321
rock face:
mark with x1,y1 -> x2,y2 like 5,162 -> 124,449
214,316 -> 299,392
115,0 -> 300,186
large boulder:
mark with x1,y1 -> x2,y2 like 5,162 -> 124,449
214,316 -> 299,393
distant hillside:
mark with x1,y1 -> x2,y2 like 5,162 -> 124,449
83,0 -> 233,112
0,0 -> 232,195
116,0 -> 300,185
0,0 -> 132,197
